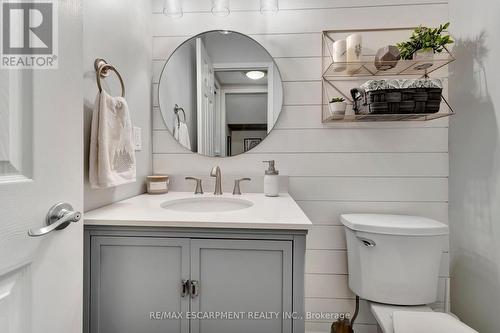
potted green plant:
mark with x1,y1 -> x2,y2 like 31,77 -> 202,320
397,23 -> 453,61
329,97 -> 347,117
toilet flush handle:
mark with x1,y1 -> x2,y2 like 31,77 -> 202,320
357,236 -> 376,247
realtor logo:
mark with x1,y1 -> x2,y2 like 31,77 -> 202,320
1,0 -> 58,69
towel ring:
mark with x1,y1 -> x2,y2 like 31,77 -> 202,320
94,58 -> 125,97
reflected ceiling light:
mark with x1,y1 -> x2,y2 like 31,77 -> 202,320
163,0 -> 183,18
246,71 -> 266,80
212,0 -> 230,16
219,30 -> 232,35
260,0 -> 279,14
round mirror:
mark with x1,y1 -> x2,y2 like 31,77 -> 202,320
158,30 -> 284,157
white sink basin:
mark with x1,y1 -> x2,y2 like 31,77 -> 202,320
161,197 -> 254,213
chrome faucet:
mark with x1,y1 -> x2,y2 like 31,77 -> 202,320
210,166 -> 223,195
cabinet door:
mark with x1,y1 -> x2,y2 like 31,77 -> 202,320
90,237 -> 190,333
190,239 -> 293,333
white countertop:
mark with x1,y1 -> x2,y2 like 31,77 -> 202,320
84,192 -> 312,230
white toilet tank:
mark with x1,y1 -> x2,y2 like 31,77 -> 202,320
341,214 -> 449,305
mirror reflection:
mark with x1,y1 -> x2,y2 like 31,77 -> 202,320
158,30 -> 283,157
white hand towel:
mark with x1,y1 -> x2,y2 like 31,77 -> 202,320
173,121 -> 191,150
89,90 -> 136,189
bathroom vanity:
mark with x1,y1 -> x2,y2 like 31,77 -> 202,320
84,192 -> 312,333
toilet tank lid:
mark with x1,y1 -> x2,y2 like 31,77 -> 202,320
340,214 -> 449,236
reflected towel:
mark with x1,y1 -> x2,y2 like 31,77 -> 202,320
174,121 -> 191,150
89,90 -> 136,188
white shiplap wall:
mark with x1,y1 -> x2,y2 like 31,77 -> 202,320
83,0 -> 153,211
151,1 -> 449,332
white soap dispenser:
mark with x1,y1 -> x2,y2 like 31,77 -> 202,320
263,160 -> 280,197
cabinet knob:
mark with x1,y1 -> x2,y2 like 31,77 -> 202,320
190,280 -> 199,298
181,279 -> 190,298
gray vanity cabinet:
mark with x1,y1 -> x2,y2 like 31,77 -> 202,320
89,237 -> 191,333
190,239 -> 293,333
85,230 -> 303,333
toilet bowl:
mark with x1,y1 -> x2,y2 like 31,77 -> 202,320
340,214 -> 478,333
369,302 -> 478,333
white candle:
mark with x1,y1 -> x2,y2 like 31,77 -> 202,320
332,39 -> 347,62
346,34 -> 363,63
332,39 -> 347,72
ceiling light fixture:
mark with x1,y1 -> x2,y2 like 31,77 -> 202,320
260,0 -> 279,14
246,71 -> 266,80
212,0 -> 230,16
163,0 -> 183,18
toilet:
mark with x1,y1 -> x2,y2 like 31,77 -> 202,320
341,214 -> 478,333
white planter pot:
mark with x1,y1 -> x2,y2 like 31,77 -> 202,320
329,102 -> 347,117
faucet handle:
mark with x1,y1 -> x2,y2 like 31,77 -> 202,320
233,178 -> 251,195
185,177 -> 203,194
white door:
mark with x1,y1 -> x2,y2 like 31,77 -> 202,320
0,1 -> 83,333
213,84 -> 226,157
196,38 -> 215,156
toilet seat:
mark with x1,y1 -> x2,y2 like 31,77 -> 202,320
369,302 -> 478,333
370,302 -> 432,333
393,311 -> 478,333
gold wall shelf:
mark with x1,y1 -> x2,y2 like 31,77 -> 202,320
321,28 -> 455,123
323,111 -> 453,123
323,57 -> 454,78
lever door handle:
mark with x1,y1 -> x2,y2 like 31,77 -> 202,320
28,203 -> 81,237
